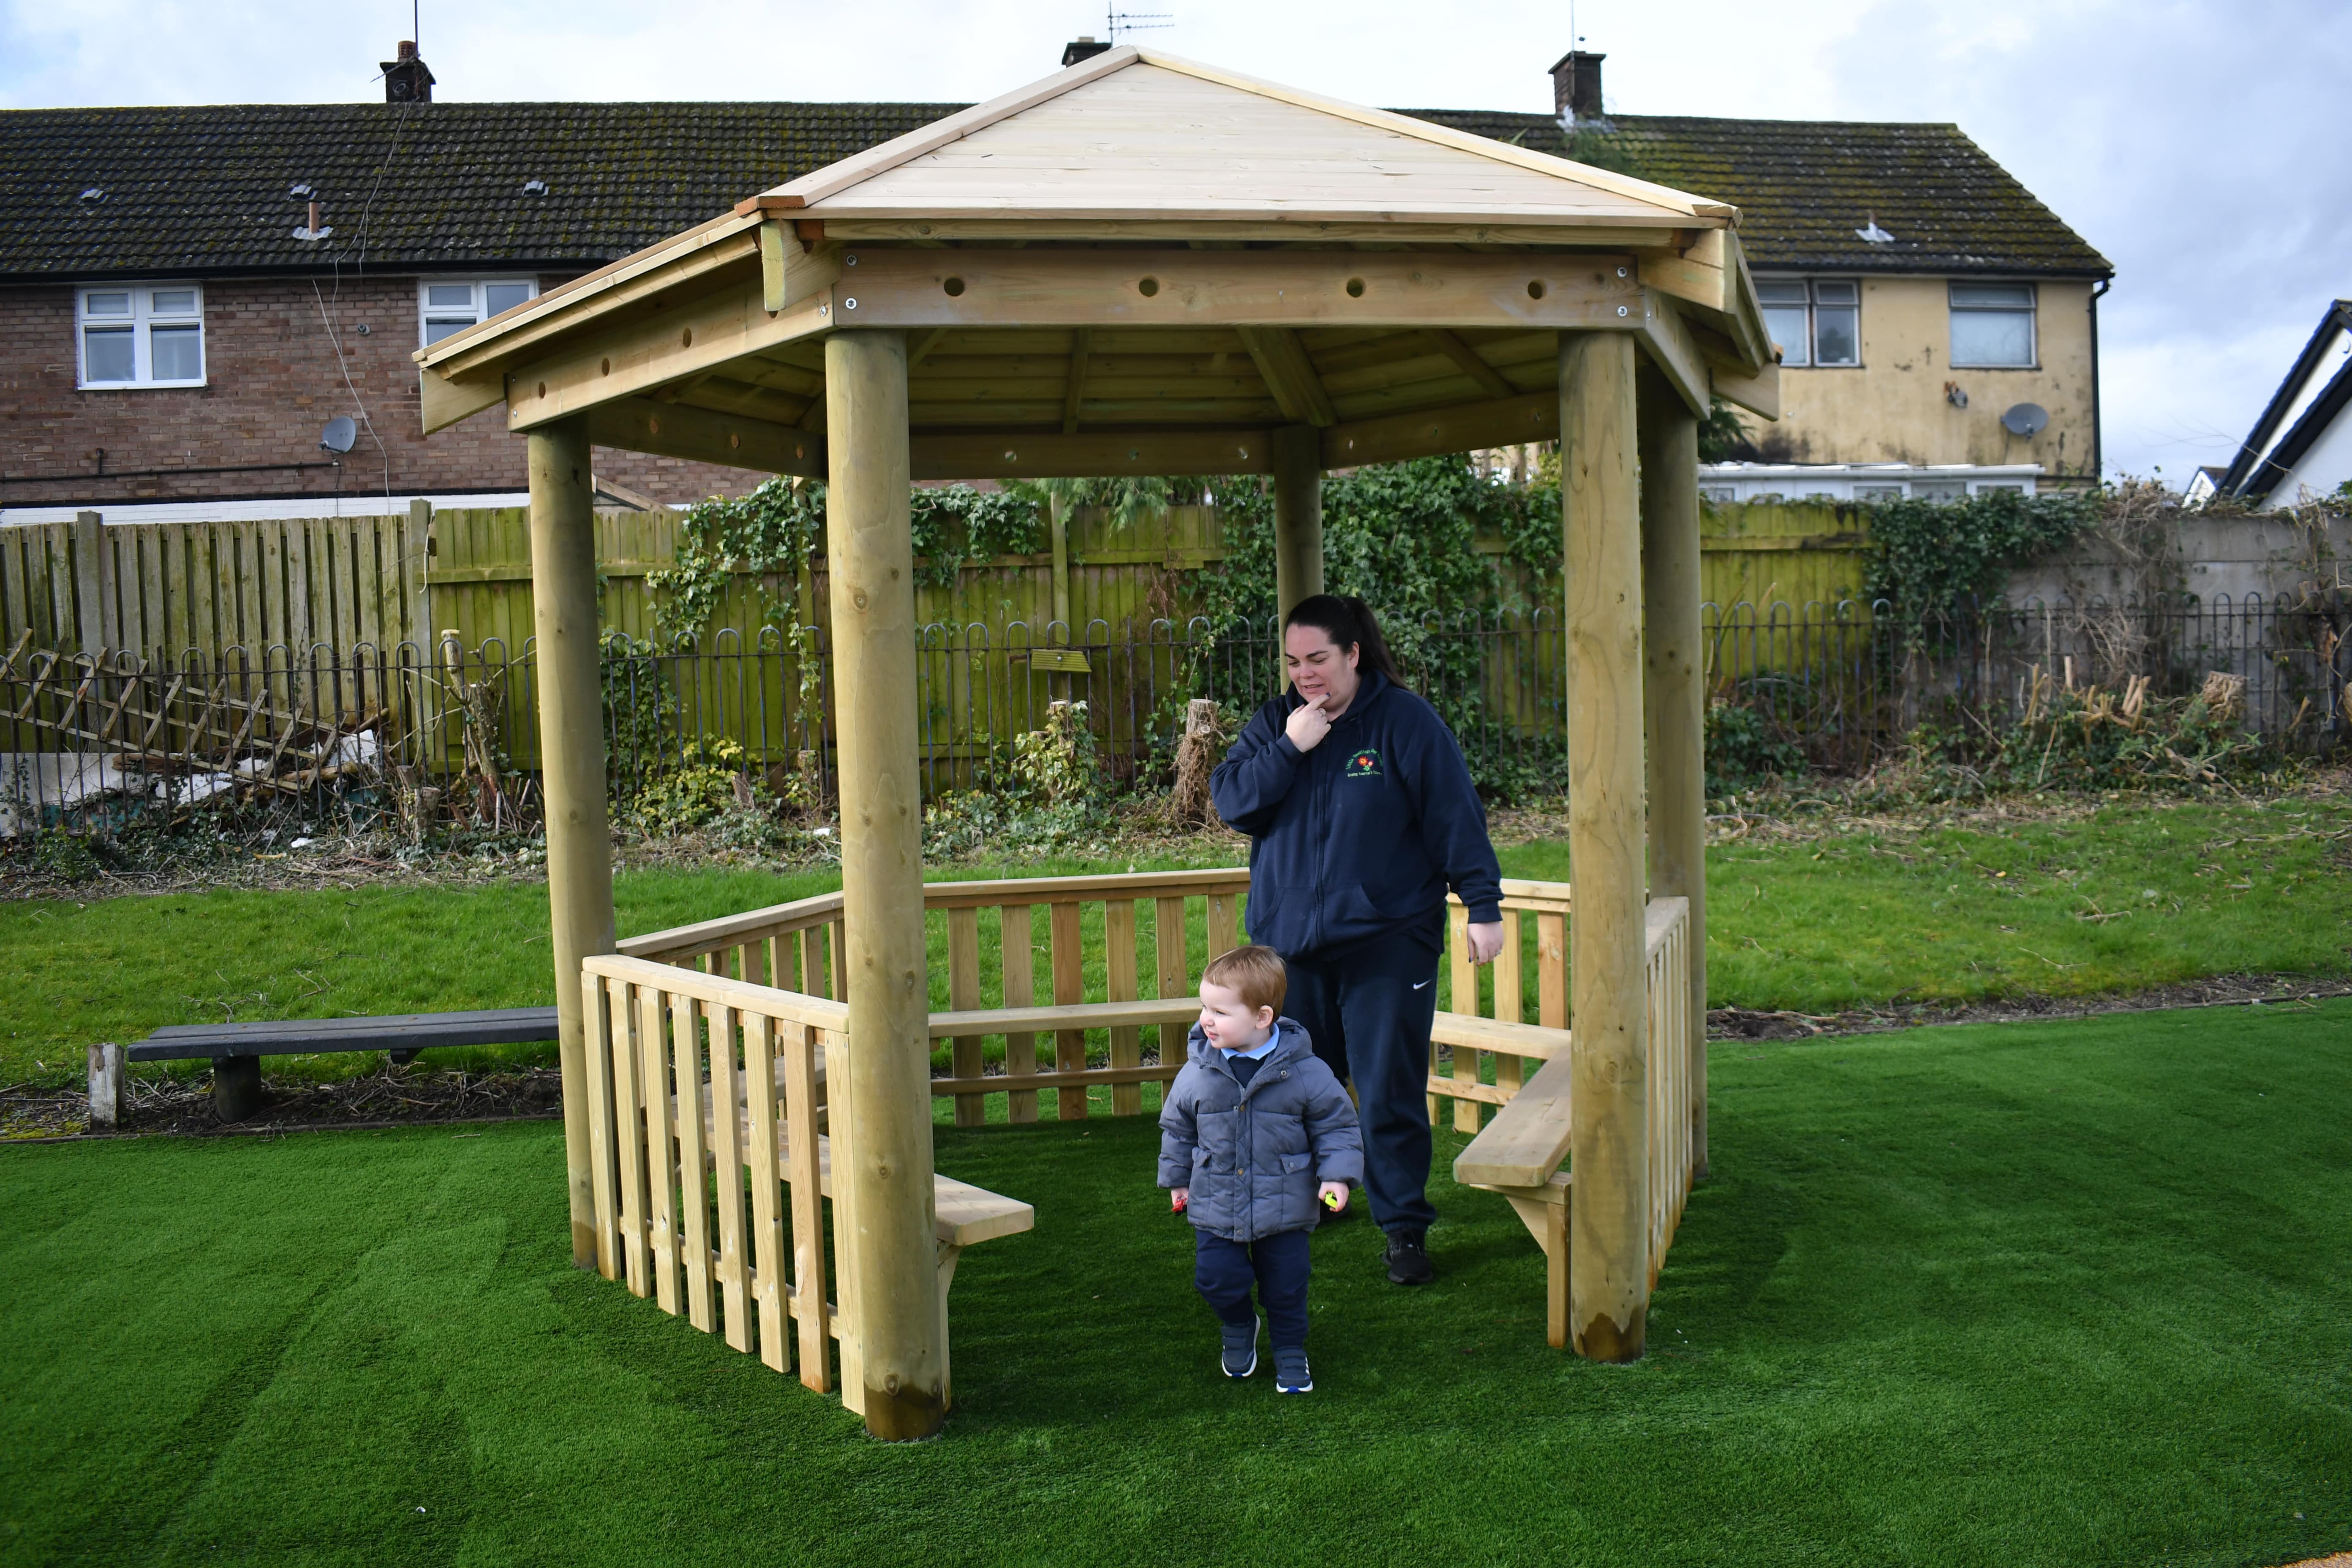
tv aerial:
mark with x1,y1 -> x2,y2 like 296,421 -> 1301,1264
319,416 -> 357,455
1105,3 -> 1173,41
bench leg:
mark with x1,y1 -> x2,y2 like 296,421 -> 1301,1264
1501,1177 -> 1573,1350
87,1042 -> 125,1131
936,1242 -> 963,1413
212,1056 -> 264,1124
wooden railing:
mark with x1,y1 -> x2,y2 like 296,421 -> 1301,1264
623,869 -> 1249,1125
1644,895 -> 1695,1283
580,954 -> 851,1395
1429,879 -> 1573,1130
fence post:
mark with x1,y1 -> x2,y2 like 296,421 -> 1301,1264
526,418 -> 616,1273
71,510 -> 112,653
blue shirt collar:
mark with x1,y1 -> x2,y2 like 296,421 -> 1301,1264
1220,1033 -> 1280,1062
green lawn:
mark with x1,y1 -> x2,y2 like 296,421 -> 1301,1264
2,796 -> 2347,1087
6,1002 -> 2349,1565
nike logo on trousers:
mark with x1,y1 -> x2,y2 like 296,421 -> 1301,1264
1412,979 -> 1432,990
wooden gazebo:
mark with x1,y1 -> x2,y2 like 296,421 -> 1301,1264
416,47 -> 1777,1440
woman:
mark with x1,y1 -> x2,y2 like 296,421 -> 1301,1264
1209,595 -> 1505,1286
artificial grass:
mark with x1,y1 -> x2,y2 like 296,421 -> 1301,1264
5,1002 -> 2351,1566
2,796 -> 2347,1088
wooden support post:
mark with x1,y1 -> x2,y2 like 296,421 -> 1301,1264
825,327 -> 948,1441
1639,372 -> 1709,1182
1271,425 -> 1323,620
1559,331 -> 1648,1363
528,416 -> 618,1271
1048,492 -> 1073,642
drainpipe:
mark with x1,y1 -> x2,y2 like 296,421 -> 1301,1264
2088,278 -> 2111,484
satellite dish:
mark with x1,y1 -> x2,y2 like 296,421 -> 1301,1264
2001,403 -> 2049,438
320,416 -> 357,454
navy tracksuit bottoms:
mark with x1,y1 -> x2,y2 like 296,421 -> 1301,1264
1281,922 -> 1442,1234
1195,1228 -> 1312,1349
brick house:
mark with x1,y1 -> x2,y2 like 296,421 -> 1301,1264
1,44 -> 2109,523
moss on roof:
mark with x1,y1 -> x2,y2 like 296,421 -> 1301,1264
0,99 -> 2108,281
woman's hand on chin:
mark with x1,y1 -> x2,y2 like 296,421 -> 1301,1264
1285,694 -> 1334,753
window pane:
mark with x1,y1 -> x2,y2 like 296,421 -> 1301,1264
1950,283 -> 2033,309
1764,305 -> 1810,366
1951,309 -> 2034,365
150,324 -> 203,381
1755,279 -> 1808,305
1814,305 -> 1859,365
1811,280 -> 1858,304
484,282 -> 533,316
423,316 -> 475,345
149,289 -> 198,315
84,326 -> 135,381
84,291 -> 132,316
426,283 -> 475,309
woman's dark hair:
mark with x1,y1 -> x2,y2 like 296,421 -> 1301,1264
1282,594 -> 1407,689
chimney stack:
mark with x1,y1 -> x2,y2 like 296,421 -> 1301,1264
382,40 -> 436,104
1550,50 -> 1605,125
1062,35 -> 1112,67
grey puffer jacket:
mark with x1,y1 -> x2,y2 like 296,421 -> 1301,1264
1157,1018 -> 1365,1241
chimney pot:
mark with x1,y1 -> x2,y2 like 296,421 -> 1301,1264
397,39 -> 416,60
1550,49 -> 1606,125
1062,36 -> 1113,67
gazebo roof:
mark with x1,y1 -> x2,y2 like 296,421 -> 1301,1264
417,46 -> 1778,480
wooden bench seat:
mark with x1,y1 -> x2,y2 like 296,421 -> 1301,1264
129,1006 -> 561,1123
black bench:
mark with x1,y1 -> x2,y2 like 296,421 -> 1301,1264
128,1007 -> 561,1123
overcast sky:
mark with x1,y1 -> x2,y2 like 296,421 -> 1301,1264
6,0 -> 2348,483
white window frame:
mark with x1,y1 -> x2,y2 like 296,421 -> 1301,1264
1948,281 -> 2039,369
76,283 -> 207,389
418,278 -> 539,348
1755,278 -> 1862,369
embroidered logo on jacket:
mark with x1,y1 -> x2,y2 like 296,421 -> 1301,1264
1343,748 -> 1382,777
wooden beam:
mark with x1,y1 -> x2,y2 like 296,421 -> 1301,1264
1634,291 -> 1710,418
1560,329 -> 1648,1364
1639,373 -> 1708,1183
820,219 -> 1689,249
1710,359 -> 1781,421
587,397 -> 828,477
827,248 -> 1644,332
1635,226 -> 1727,314
1421,328 -> 1517,400
1062,327 -> 1093,434
419,368 -> 504,434
506,254 -> 841,432
823,327 -> 946,1440
1320,389 -> 1558,468
760,220 -> 792,312
526,416 -> 617,1271
908,428 -> 1272,481
1239,327 -> 1337,427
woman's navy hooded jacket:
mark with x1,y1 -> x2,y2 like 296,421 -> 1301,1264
1209,668 -> 1503,959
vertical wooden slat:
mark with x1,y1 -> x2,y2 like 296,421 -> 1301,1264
637,980 -> 680,1315
947,906 -> 984,1127
1000,905 -> 1038,1124
821,1026 -> 862,1414
612,981 -> 652,1298
283,515 -> 312,656
1442,902 -> 1477,1124
1494,908 -> 1525,1102
1538,911 -> 1569,1029
670,989 -> 716,1333
1154,894 -> 1190,1090
744,1012 -> 789,1373
1105,899 -> 1141,1116
138,528 -> 166,660
582,970 -> 620,1282
1050,901 -> 1086,1119
827,920 -> 847,1003
1206,889 -> 1238,962
236,521 -> 265,654
782,1021 -> 830,1391
708,1002 -> 751,1352
799,926 -> 825,1000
